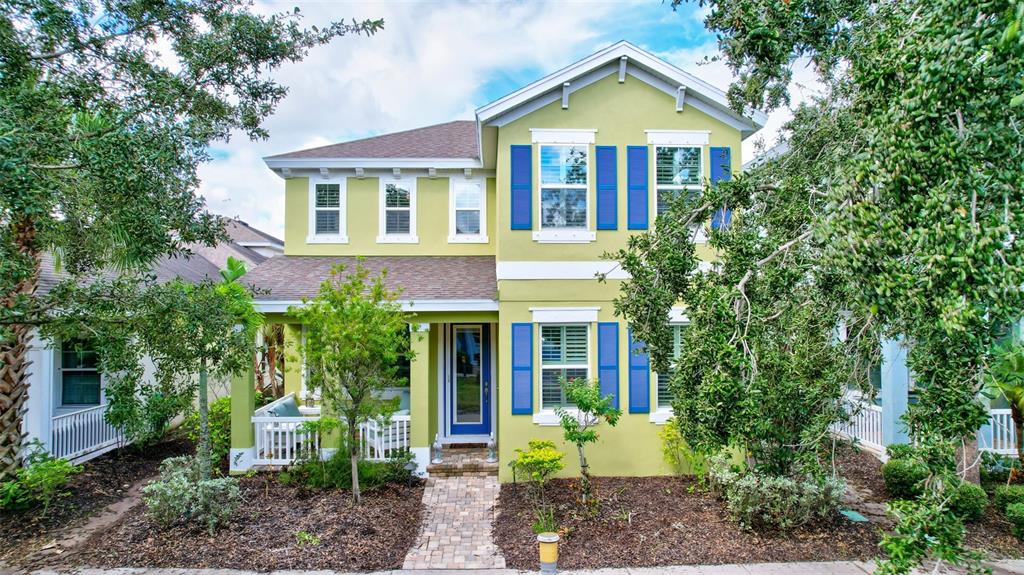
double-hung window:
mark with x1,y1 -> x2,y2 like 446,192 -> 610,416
540,324 -> 589,409
308,179 -> 347,243
449,180 -> 487,243
378,178 -> 417,243
656,325 -> 686,409
60,339 -> 101,406
655,146 -> 702,216
539,145 -> 588,230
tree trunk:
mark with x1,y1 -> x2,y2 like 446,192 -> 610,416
577,443 -> 590,503
1012,405 -> 1023,484
0,219 -> 40,481
348,416 -> 361,505
198,364 -> 211,480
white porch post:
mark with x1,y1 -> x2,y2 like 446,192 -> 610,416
881,337 -> 910,446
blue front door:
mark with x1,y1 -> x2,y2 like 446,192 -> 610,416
449,324 -> 491,435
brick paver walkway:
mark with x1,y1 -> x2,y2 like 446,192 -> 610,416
402,473 -> 506,570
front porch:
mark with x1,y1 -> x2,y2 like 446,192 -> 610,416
230,318 -> 500,475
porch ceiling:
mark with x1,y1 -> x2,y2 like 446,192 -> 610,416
245,255 -> 497,302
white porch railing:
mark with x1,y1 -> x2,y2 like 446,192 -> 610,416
50,404 -> 123,463
360,415 -> 411,461
980,409 -> 1018,456
834,395 -> 884,452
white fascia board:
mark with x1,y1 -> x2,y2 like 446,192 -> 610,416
645,130 -> 711,146
264,157 -> 483,172
475,41 -> 766,132
255,299 -> 498,314
530,129 -> 597,144
237,241 -> 283,249
529,307 -> 600,323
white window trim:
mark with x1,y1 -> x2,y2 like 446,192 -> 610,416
654,145 -> 706,243
447,178 -> 488,243
377,177 -> 418,243
307,177 -> 348,244
57,339 -> 103,408
645,130 -> 710,146
530,128 -> 597,144
537,323 -> 591,415
530,307 -> 600,323
650,317 -> 689,424
535,142 -> 593,243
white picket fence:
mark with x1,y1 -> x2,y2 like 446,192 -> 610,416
834,396 -> 884,451
50,405 -> 124,463
360,415 -> 411,461
980,409 -> 1018,456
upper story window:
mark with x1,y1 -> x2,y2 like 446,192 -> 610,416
308,179 -> 347,244
655,146 -> 702,216
539,145 -> 588,230
378,178 -> 418,244
60,339 -> 101,406
449,180 -> 487,243
540,324 -> 589,409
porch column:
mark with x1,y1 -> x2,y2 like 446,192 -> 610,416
881,337 -> 910,446
283,324 -> 303,399
229,365 -> 256,474
409,323 -> 431,473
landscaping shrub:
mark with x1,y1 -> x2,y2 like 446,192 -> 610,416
707,453 -> 844,530
142,455 -> 241,534
510,440 -> 565,533
882,458 -> 929,499
0,443 -> 81,515
1006,502 -> 1024,540
995,484 -> 1024,512
184,392 -> 269,465
980,451 -> 1020,485
947,481 -> 987,522
281,449 -> 415,491
659,418 -> 705,478
885,444 -> 919,461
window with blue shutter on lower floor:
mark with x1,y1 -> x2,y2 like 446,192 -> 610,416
60,338 -> 101,405
539,145 -> 588,229
656,324 -> 685,409
540,324 -> 589,409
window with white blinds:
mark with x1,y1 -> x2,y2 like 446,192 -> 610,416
378,178 -> 417,242
314,183 -> 341,235
656,324 -> 685,408
540,324 -> 589,409
539,145 -> 589,230
655,146 -> 702,216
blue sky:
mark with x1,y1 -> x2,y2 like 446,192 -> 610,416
198,1 -> 808,239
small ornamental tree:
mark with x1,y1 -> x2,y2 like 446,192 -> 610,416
556,378 -> 621,503
510,439 -> 565,533
289,262 -> 413,505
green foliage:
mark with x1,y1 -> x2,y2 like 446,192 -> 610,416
987,342 -> 1024,464
294,531 -> 321,547
510,440 -> 565,534
659,418 -> 705,478
282,450 -> 414,491
288,262 -> 413,504
980,451 -> 1020,485
886,444 -> 919,461
879,495 -> 983,575
0,0 -> 381,481
0,443 -> 81,515
882,459 -> 929,500
947,482 -> 987,522
556,378 -> 620,503
1006,502 -> 1024,539
184,393 -> 269,466
141,456 -> 240,535
707,453 -> 844,530
995,485 -> 1024,512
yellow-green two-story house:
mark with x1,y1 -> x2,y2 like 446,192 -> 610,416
229,41 -> 766,480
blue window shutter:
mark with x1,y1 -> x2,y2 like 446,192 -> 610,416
627,146 -> 649,230
628,329 -> 650,413
510,145 -> 532,230
510,323 -> 533,414
710,146 -> 732,230
597,322 -> 619,408
595,146 -> 617,230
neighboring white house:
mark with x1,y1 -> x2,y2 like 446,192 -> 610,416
21,219 -> 282,463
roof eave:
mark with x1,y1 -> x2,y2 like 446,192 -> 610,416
263,157 -> 484,174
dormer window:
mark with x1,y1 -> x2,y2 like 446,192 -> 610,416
307,178 -> 348,244
377,178 -> 418,243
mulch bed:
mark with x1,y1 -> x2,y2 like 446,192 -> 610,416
58,477 -> 425,572
0,434 -> 193,566
494,476 -> 881,569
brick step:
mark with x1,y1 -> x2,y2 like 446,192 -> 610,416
426,447 -> 499,477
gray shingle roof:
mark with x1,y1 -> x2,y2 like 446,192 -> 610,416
244,255 -> 497,301
266,120 -> 479,160
224,219 -> 283,247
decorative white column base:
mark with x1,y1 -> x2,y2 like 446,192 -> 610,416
410,446 -> 430,477
229,447 -> 255,473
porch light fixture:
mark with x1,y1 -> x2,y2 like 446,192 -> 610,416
537,532 -> 559,574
